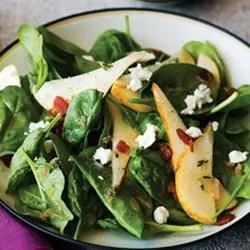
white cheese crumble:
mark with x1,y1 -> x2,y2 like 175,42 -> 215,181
135,124 -> 158,149
0,65 -> 21,91
127,63 -> 152,92
229,150 -> 248,164
212,121 -> 219,132
93,147 -> 112,165
97,175 -> 104,181
82,55 -> 95,61
127,78 -> 143,92
185,127 -> 203,139
181,84 -> 213,114
153,206 -> 169,224
25,120 -> 50,135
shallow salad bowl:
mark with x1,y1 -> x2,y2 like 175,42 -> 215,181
0,8 -> 250,249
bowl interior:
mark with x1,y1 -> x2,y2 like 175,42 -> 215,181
0,9 -> 250,249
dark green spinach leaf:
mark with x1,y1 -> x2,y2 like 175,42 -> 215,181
90,29 -> 140,63
72,147 -> 144,238
63,90 -> 103,146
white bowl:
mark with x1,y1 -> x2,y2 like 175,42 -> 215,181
0,8 -> 250,249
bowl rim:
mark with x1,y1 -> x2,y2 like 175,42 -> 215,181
0,7 -> 249,250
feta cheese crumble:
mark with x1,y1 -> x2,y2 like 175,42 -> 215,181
127,78 -> 143,92
82,55 -> 95,61
127,63 -> 152,92
93,147 -> 112,165
185,127 -> 203,139
0,65 -> 21,91
229,150 -> 248,164
135,124 -> 158,149
181,84 -> 213,114
153,206 -> 169,224
212,121 -> 219,132
25,120 -> 50,135
97,175 -> 104,181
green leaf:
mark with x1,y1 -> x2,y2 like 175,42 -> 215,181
144,221 -> 202,237
184,41 -> 226,83
63,90 -> 103,146
72,147 -> 144,238
90,29 -> 140,63
7,115 -> 61,191
149,64 -> 218,114
220,85 -> 250,112
0,86 -> 40,156
50,133 -> 71,176
225,108 -> 250,134
129,149 -> 170,203
21,152 -> 73,232
18,24 -> 48,91
97,218 -> 120,230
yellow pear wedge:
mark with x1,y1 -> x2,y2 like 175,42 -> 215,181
107,100 -> 138,190
152,83 -> 187,171
197,54 -> 220,85
111,78 -> 152,113
176,123 -> 217,224
178,49 -> 195,64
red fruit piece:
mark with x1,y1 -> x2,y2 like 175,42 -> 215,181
215,213 -> 235,226
50,96 -> 69,116
159,143 -> 173,161
168,180 -> 178,201
176,128 -> 193,152
0,155 -> 12,167
116,140 -> 130,154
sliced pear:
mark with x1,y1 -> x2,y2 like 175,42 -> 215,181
215,180 -> 237,211
152,83 -> 187,171
107,100 -> 138,190
177,49 -> 195,64
111,78 -> 152,113
197,53 -> 220,85
176,123 -> 217,224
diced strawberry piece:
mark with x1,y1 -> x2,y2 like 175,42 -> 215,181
215,213 -> 235,226
176,128 -> 194,152
0,155 -> 12,167
168,180 -> 178,201
116,140 -> 130,154
159,143 -> 173,161
50,96 -> 69,116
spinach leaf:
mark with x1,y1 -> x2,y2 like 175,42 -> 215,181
21,153 -> 73,232
144,221 -> 202,237
184,41 -> 226,83
90,29 -> 140,63
72,147 -> 144,238
18,24 -> 48,91
225,108 -> 250,134
97,218 -> 120,230
129,149 -> 170,204
50,133 -> 71,176
221,85 -> 250,112
74,55 -> 100,74
149,64 -> 218,114
0,86 -> 40,156
63,90 -> 103,146
7,115 -> 60,191
38,27 -> 86,56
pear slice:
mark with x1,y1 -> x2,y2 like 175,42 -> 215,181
197,54 -> 220,85
111,78 -> 152,113
203,177 -> 237,211
152,83 -> 187,171
176,123 -> 217,224
177,49 -> 195,64
107,100 -> 138,190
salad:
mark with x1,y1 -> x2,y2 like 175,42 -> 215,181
0,18 -> 250,240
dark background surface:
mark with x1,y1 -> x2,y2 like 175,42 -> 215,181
1,0 -> 250,249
